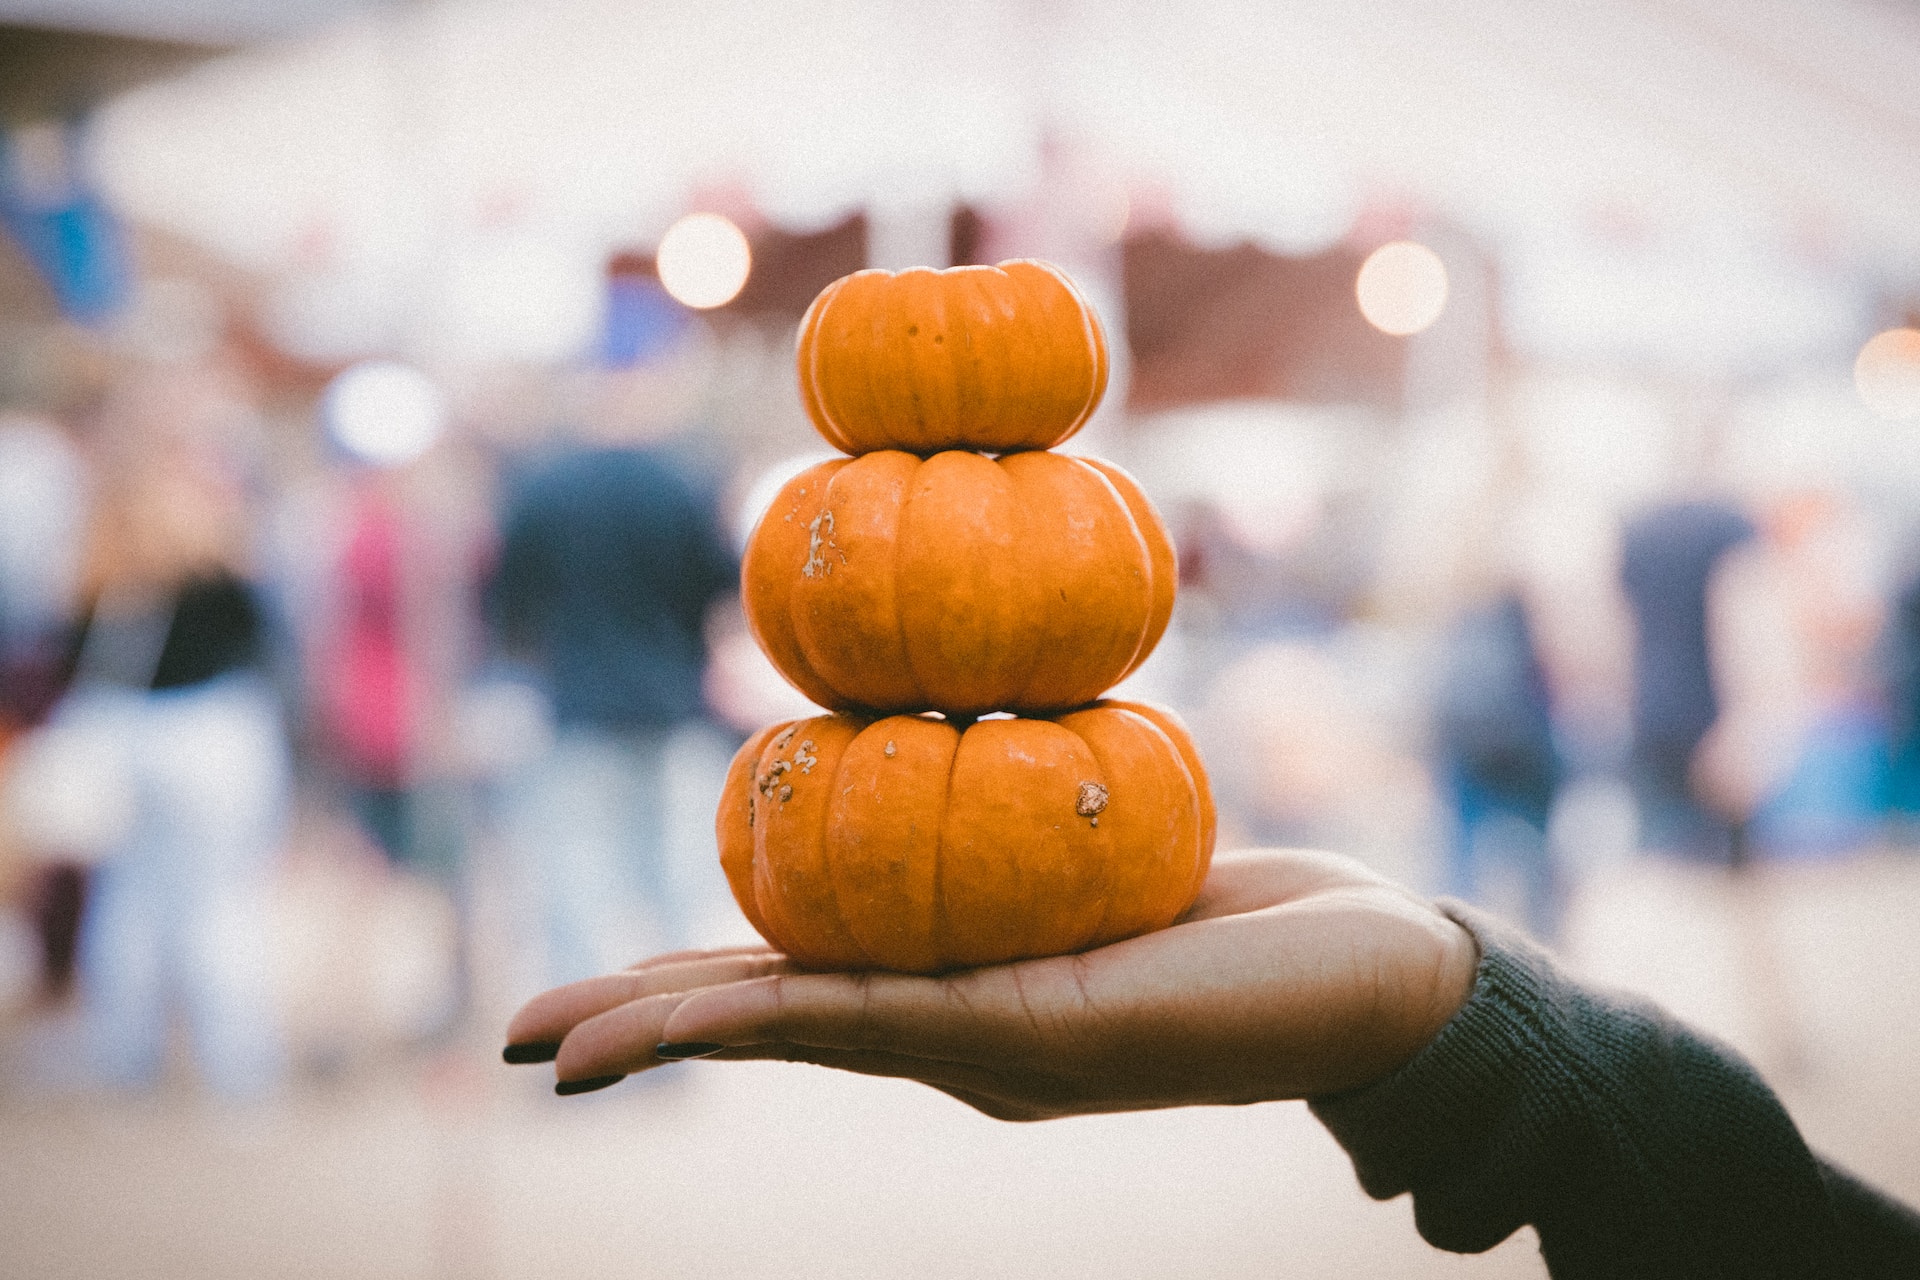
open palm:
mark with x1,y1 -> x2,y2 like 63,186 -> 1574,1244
505,848 -> 1477,1117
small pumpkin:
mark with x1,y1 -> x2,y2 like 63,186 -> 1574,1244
796,259 -> 1109,456
716,700 -> 1215,972
743,449 -> 1176,717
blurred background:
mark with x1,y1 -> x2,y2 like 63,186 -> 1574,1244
2,1 -> 1920,1275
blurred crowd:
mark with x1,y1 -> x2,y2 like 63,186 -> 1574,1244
0,305 -> 761,1098
0,230 -> 1917,1106
1175,396 -> 1917,945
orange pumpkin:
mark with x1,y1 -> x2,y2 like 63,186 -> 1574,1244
716,700 -> 1215,972
743,449 -> 1175,717
796,260 -> 1109,456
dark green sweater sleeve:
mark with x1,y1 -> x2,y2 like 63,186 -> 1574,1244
1308,902 -> 1920,1278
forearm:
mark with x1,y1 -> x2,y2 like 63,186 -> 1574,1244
1309,903 -> 1914,1278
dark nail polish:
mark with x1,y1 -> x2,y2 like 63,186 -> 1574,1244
655,1042 -> 726,1060
554,1075 -> 625,1096
503,1041 -> 560,1065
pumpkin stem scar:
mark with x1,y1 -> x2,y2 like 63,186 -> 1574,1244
802,509 -> 847,579
1076,781 -> 1110,818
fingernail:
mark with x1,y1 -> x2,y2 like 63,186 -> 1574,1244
503,1041 -> 560,1065
554,1075 -> 625,1096
655,1042 -> 726,1060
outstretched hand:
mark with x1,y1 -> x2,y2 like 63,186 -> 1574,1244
503,848 -> 1478,1118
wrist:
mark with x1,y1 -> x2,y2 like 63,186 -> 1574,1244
1425,912 -> 1482,1043
1372,905 -> 1480,1089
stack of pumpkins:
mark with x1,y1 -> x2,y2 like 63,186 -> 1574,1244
718,260 -> 1216,973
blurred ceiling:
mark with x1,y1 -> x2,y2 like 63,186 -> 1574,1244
0,0 -> 399,121
0,0 -> 389,45
40,0 -> 1920,370
84,0 -> 1920,273
0,24 -> 225,120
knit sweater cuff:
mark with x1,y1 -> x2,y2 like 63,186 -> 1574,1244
1308,901 -> 1553,1235
1307,900 -> 1846,1272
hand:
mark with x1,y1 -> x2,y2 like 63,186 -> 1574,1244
503,848 -> 1479,1118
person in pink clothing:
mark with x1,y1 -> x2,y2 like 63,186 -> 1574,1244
313,484 -> 417,865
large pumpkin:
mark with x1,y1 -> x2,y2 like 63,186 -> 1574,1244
796,260 -> 1109,456
743,449 -> 1175,717
716,700 -> 1215,972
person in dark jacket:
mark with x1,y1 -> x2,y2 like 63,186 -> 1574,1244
489,442 -> 736,986
1620,499 -> 1757,863
1434,592 -> 1566,940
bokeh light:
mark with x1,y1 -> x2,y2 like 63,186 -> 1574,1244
1854,327 -> 1920,420
656,212 -> 752,309
1356,240 -> 1449,336
323,360 -> 447,466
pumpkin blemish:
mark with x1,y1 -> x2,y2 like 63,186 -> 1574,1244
802,510 -> 845,579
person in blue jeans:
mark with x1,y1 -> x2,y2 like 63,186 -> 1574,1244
72,573 -> 289,1098
1433,592 -> 1565,941
488,443 -> 735,986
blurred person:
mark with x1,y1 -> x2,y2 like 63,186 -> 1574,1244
1882,565 -> 1920,825
278,432 -> 495,1045
1432,591 -> 1565,940
310,477 -> 425,866
506,847 -> 1920,1277
1630,490 -> 1887,1079
56,384 -> 290,1097
0,413 -> 87,714
1619,498 -> 1756,862
290,442 -> 492,877
487,410 -> 736,989
1693,490 -> 1888,857
0,414 -> 90,1001
1427,469 -> 1634,943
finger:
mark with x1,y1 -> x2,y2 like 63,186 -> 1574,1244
507,953 -> 796,1050
555,992 -> 696,1081
554,1019 -> 1022,1094
656,969 -> 1037,1066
